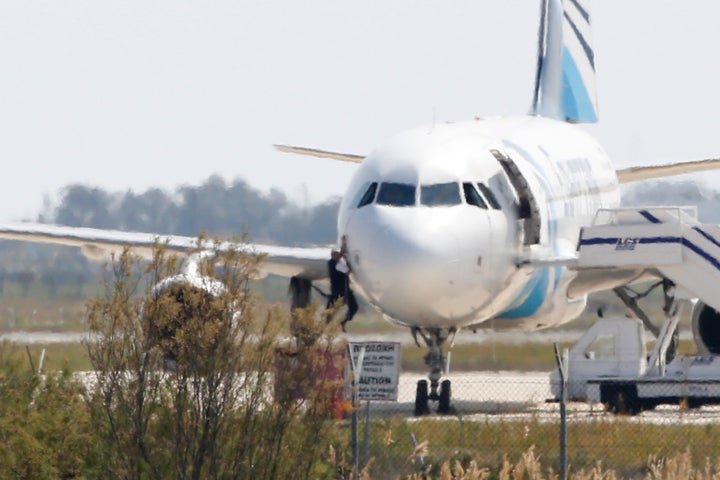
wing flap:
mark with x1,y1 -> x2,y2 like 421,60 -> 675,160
274,144 -> 364,163
616,158 -> 720,183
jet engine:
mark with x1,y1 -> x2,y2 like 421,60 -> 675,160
142,252 -> 235,362
691,301 -> 720,355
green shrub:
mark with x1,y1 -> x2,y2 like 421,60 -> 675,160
84,239 -> 345,479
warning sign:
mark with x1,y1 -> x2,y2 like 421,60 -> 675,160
347,342 -> 401,401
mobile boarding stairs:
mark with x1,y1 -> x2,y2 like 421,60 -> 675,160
575,206 -> 720,315
550,206 -> 720,412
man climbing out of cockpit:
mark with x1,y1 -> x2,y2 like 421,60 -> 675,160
325,237 -> 358,332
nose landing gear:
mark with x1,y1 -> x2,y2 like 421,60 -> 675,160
412,327 -> 456,415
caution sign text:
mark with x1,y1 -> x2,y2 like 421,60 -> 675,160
347,342 -> 401,401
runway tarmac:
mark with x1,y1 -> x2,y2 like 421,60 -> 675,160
365,371 -> 559,417
367,371 -> 720,425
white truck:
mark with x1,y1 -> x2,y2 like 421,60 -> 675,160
546,206 -> 720,415
550,314 -> 720,415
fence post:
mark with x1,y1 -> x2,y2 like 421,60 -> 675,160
38,348 -> 46,374
25,345 -> 36,374
554,342 -> 568,480
409,431 -> 424,467
348,344 -> 366,479
363,400 -> 370,468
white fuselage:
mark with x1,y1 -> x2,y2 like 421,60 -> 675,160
337,116 -> 620,330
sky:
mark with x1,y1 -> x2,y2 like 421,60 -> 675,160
1,0 -> 720,222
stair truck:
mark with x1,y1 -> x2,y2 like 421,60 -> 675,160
548,206 -> 720,414
550,312 -> 720,414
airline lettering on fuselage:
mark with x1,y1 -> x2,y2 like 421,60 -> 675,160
555,156 -> 602,217
615,237 -> 639,251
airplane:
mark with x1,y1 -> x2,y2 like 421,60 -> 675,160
2,0 -> 720,415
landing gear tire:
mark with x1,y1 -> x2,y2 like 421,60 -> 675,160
412,327 -> 457,416
438,379 -> 452,414
415,380 -> 430,416
603,385 -> 641,415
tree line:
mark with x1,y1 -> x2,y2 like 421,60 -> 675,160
621,179 -> 720,223
41,175 -> 341,246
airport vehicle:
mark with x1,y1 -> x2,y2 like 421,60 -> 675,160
552,312 -> 720,415
550,206 -> 720,414
1,0 -> 720,415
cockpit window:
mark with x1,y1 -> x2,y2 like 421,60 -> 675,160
376,182 -> 416,206
462,183 -> 487,208
356,182 -> 378,208
420,183 -> 461,206
477,182 -> 501,210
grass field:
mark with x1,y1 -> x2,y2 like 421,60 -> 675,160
11,339 -> 568,374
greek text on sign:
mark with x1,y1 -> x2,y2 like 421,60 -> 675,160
348,342 -> 401,401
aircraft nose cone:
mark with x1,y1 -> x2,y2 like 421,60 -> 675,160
370,226 -> 459,275
344,205 -> 497,327
362,225 -> 464,321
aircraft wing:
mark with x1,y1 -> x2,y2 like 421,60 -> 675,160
0,222 -> 330,280
616,158 -> 720,183
274,144 -> 365,163
517,244 -> 660,299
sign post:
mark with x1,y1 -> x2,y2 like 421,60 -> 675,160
347,344 -> 365,479
346,341 -> 401,474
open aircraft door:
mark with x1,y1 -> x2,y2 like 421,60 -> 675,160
490,149 -> 541,246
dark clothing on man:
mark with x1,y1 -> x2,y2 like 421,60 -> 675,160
326,257 -> 359,328
328,258 -> 347,299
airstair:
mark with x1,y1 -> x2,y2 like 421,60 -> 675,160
577,206 -> 720,312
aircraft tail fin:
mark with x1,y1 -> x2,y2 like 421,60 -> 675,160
531,0 -> 598,123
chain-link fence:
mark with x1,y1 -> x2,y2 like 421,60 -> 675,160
336,367 -> 720,479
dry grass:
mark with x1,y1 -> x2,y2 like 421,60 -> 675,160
395,446 -> 720,479
351,416 -> 720,479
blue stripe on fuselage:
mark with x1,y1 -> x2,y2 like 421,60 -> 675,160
497,268 -> 549,319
